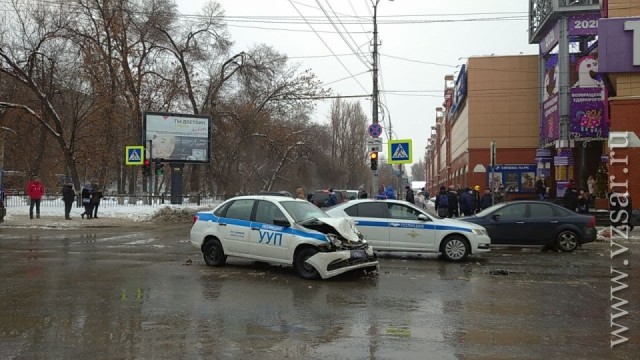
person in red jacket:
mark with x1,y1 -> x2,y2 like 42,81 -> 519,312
26,176 -> 45,219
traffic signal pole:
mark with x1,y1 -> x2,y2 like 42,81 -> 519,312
371,1 -> 380,196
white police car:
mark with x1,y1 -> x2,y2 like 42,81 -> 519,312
326,199 -> 491,261
190,195 -> 378,279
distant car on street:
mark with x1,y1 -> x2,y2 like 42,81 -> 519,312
336,189 -> 359,200
459,201 -> 597,252
190,195 -> 378,279
326,199 -> 491,261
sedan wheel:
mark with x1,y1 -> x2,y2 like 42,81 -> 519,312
294,248 -> 320,280
555,230 -> 578,252
203,239 -> 227,267
441,236 -> 470,262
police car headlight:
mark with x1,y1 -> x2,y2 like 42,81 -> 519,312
472,228 -> 488,236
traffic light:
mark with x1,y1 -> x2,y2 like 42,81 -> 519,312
155,159 -> 165,175
142,159 -> 151,177
370,151 -> 378,170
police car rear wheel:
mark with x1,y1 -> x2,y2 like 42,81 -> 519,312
294,248 -> 320,280
203,239 -> 227,267
441,236 -> 470,262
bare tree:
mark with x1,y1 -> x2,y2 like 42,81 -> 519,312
411,158 -> 426,181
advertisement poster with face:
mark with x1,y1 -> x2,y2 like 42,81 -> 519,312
144,112 -> 211,163
542,54 -> 560,145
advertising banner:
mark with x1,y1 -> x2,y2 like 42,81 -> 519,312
542,54 -> 560,144
144,112 -> 211,163
487,165 -> 537,193
568,13 -> 600,36
540,21 -> 559,55
569,55 -> 607,141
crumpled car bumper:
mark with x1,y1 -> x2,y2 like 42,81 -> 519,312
305,245 -> 378,279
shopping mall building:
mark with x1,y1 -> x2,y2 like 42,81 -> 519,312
426,0 -> 640,205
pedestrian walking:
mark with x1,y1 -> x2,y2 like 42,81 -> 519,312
374,184 -> 386,199
62,182 -> 75,220
472,185 -> 481,213
358,186 -> 368,199
587,175 -> 596,199
447,185 -> 459,218
404,186 -> 415,204
91,181 -> 103,218
415,191 -> 426,209
81,183 -> 93,219
26,175 -> 45,219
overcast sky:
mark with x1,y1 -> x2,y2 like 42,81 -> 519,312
176,0 -> 538,167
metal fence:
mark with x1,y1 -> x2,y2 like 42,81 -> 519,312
3,194 -> 227,208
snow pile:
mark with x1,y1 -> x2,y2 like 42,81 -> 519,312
151,206 -> 215,224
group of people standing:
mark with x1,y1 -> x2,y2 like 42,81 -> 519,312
26,176 -> 103,220
435,185 -> 494,218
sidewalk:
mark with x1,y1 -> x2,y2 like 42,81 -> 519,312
1,214 -> 148,229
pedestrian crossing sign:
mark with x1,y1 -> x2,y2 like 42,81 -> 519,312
125,146 -> 145,165
388,139 -> 412,164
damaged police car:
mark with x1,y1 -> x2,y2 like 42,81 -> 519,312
190,195 -> 378,280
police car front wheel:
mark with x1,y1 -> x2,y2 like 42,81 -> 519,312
294,247 -> 320,280
441,236 -> 470,262
203,238 -> 227,267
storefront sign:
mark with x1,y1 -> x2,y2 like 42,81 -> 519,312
599,17 -> 640,73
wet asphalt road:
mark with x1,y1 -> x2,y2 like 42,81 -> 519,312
0,225 -> 638,360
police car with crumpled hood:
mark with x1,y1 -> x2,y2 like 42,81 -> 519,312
190,195 -> 378,279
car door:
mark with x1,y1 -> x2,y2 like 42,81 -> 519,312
217,199 -> 255,254
249,200 -> 289,260
484,203 -> 528,245
344,202 -> 390,249
525,203 -> 557,245
386,203 -> 436,251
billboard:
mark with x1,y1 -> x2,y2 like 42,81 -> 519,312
569,54 -> 607,141
599,17 -> 640,73
487,165 -> 537,193
143,112 -> 211,163
542,54 -> 560,145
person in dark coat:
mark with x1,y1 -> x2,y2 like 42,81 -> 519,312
91,180 -> 103,218
459,188 -> 474,216
358,186 -> 368,199
576,189 -> 589,213
480,189 -> 493,210
81,183 -> 94,219
404,186 -> 415,204
61,182 -> 75,220
447,186 -> 459,218
434,186 -> 449,218
535,176 -> 547,201
563,187 -> 579,212
326,188 -> 337,207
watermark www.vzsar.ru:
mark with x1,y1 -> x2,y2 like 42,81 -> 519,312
608,132 -> 631,348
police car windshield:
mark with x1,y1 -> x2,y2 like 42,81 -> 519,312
280,201 -> 328,223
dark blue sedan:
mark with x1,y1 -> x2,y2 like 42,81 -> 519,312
460,201 -> 597,252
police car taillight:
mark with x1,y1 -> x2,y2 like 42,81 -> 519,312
193,215 -> 198,224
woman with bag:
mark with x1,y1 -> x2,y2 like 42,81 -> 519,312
81,183 -> 94,219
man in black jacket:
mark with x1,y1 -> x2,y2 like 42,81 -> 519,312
404,186 -> 415,204
61,182 -> 75,220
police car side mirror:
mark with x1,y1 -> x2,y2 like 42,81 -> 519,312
491,214 -> 501,221
418,214 -> 429,221
273,218 -> 291,227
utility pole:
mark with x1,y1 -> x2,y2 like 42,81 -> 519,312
371,0 -> 380,196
